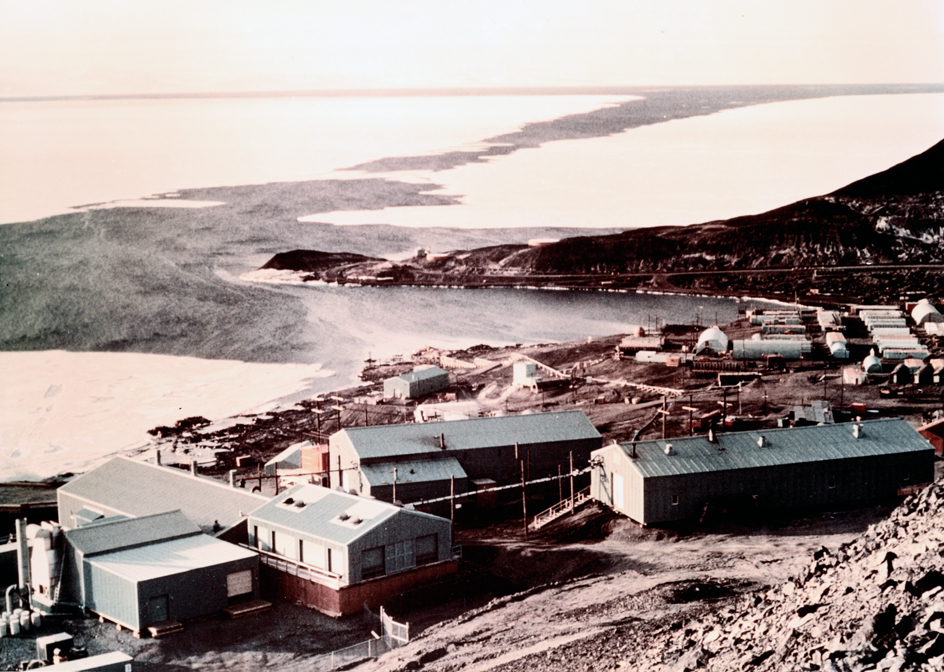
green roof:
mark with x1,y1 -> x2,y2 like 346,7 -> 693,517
604,418 -> 932,479
249,484 -> 445,546
397,367 -> 448,384
360,457 -> 467,486
65,510 -> 200,556
87,532 -> 256,582
59,456 -> 270,534
336,410 -> 600,461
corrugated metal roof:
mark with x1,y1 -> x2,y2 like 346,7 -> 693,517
87,531 -> 257,582
249,484 -> 443,546
398,367 -> 448,384
59,456 -> 270,533
65,510 -> 200,556
608,418 -> 932,478
361,457 -> 467,486
337,410 -> 600,461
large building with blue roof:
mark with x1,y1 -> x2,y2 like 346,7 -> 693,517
329,410 -> 602,505
591,418 -> 934,525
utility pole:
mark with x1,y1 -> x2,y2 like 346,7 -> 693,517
558,464 -> 563,503
337,455 -> 342,490
521,460 -> 528,538
569,451 -> 575,514
392,467 -> 397,505
450,475 -> 455,523
662,395 -> 667,439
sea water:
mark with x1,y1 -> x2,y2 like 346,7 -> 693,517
2,89 -> 943,480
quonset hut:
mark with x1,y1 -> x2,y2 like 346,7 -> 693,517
695,327 -> 729,355
590,419 -> 934,525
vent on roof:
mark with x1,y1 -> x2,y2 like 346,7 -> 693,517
853,423 -> 863,438
352,518 -> 363,525
284,498 -> 294,505
664,443 -> 673,456
757,436 -> 766,447
338,513 -> 350,521
293,500 -> 305,508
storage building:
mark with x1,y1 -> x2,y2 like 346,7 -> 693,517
384,366 -> 450,399
590,418 -> 934,525
57,456 -> 270,543
731,339 -> 806,360
912,299 -> 944,326
59,511 -> 259,634
695,327 -> 728,355
329,410 -> 602,505
248,484 -> 457,616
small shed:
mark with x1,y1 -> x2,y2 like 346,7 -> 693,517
513,361 -> 538,387
918,418 -> 944,456
862,353 -> 884,374
384,366 -> 450,399
890,363 -> 914,385
264,442 -> 306,476
248,484 -> 457,616
61,511 -> 259,634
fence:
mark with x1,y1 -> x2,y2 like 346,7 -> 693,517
304,604 -> 409,671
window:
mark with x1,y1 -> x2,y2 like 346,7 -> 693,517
362,546 -> 385,579
671,494 -> 679,506
254,526 -> 260,550
415,534 -> 438,565
828,476 -> 837,490
298,539 -> 304,564
388,540 -> 415,573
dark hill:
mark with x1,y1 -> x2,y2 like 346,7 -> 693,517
833,137 -> 944,197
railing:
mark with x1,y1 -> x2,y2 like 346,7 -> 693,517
529,486 -> 592,530
306,637 -> 391,671
246,545 -> 344,590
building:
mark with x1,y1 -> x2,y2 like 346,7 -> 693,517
248,484 -> 457,617
329,410 -> 602,506
731,339 -> 807,360
912,299 -> 944,326
590,418 -> 934,526
383,366 -> 450,400
918,418 -> 944,457
57,511 -> 259,634
57,456 -> 270,543
695,327 -> 729,355
826,332 -> 849,359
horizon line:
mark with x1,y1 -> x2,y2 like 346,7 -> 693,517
3,83 -> 942,103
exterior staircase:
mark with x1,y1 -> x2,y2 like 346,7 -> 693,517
529,487 -> 591,531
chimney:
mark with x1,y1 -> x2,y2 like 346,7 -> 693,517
757,436 -> 766,448
191,459 -> 198,476
16,518 -> 30,592
439,433 -> 446,450
229,469 -> 237,487
155,449 -> 162,466
631,442 -> 637,459
708,426 -> 717,444
663,443 -> 673,456
853,423 -> 863,439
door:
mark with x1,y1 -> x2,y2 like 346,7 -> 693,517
146,594 -> 169,624
226,570 -> 253,601
613,473 -> 624,511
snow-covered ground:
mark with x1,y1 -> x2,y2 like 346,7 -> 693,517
0,350 -> 334,481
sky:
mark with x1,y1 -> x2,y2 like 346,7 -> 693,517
1,1 -> 942,98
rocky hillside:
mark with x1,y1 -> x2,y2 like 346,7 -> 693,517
255,138 -> 944,284
626,481 -> 944,672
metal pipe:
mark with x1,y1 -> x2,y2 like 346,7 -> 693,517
16,519 -> 29,592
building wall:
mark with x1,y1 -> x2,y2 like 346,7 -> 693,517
82,555 -> 258,631
261,558 -> 458,617
365,476 -> 467,508
593,447 -> 934,525
249,520 -> 348,578
57,492 -> 125,531
638,453 -> 933,525
346,511 -> 452,584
